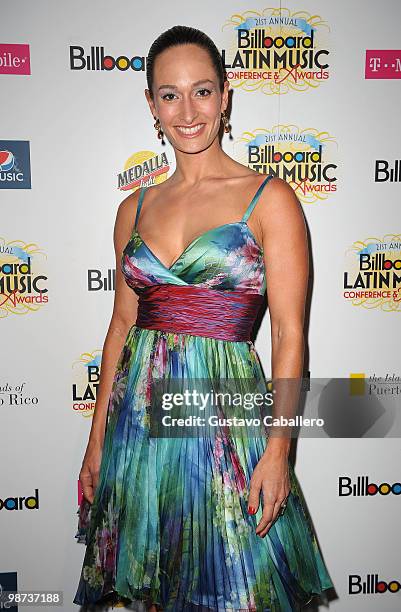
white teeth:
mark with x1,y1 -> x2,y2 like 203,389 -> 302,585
176,124 -> 203,135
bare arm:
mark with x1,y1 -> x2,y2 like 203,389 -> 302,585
247,176 -> 309,535
79,189 -> 140,502
262,176 -> 309,454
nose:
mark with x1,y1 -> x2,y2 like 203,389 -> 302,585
179,95 -> 198,125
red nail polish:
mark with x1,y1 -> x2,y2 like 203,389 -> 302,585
248,506 -> 256,515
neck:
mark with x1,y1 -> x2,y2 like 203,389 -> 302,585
171,136 -> 232,185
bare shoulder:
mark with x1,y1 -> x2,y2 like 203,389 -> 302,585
114,188 -> 141,246
258,175 -> 302,221
115,189 -> 141,227
116,188 -> 141,221
264,175 -> 298,199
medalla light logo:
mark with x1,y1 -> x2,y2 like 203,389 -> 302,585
70,45 -> 145,71
118,150 -> 170,191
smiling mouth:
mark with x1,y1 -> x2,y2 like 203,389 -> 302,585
175,123 -> 205,136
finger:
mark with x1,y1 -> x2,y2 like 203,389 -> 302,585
80,472 -> 95,504
82,482 -> 94,504
92,470 -> 100,492
255,500 -> 274,534
247,478 -> 261,515
257,500 -> 283,537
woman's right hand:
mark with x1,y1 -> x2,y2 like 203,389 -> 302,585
79,440 -> 103,504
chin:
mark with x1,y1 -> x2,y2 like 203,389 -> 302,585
176,143 -> 212,155
169,132 -> 218,155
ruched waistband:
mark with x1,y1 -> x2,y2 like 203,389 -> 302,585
135,285 -> 264,341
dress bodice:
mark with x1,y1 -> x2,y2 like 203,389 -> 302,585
121,174 -> 274,296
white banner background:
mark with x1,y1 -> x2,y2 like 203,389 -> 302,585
1,1 -> 400,610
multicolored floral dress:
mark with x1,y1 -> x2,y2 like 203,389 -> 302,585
73,174 -> 334,611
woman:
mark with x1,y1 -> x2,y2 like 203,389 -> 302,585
73,25 -> 333,611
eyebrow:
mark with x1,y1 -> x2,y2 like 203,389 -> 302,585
158,79 -> 215,91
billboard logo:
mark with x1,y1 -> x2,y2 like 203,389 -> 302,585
339,476 -> 401,496
87,268 -> 115,291
0,43 -> 30,75
70,46 -> 145,71
375,159 -> 401,182
0,488 -> 39,510
349,574 -> 400,595
0,141 -> 31,189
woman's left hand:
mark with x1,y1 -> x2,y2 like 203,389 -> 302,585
247,450 -> 291,537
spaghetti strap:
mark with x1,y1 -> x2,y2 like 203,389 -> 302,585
134,186 -> 148,229
241,174 -> 274,223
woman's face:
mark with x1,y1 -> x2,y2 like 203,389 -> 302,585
146,43 -> 229,155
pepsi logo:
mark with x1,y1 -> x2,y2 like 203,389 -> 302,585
0,150 -> 15,172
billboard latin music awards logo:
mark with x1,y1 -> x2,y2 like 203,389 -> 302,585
343,235 -> 401,311
0,238 -> 48,318
233,125 -> 337,203
0,43 -> 30,75
221,7 -> 330,94
0,140 -> 31,189
69,45 -> 145,71
365,50 -> 401,79
117,150 -> 170,192
72,350 -> 102,417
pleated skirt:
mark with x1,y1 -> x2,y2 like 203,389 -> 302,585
73,325 -> 333,611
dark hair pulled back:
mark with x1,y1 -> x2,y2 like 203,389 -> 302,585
146,25 -> 226,96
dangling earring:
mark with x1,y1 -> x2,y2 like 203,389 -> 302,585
221,110 -> 233,139
154,117 -> 165,145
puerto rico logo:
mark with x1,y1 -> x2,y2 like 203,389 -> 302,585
0,238 -> 48,318
343,235 -> 401,311
221,8 -> 330,94
0,140 -> 31,189
233,125 -> 337,203
0,380 -> 39,407
117,150 -> 170,191
72,350 -> 102,417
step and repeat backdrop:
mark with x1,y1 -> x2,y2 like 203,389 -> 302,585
1,1 -> 400,610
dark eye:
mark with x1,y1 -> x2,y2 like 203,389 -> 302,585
161,93 -> 177,101
196,88 -> 211,97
